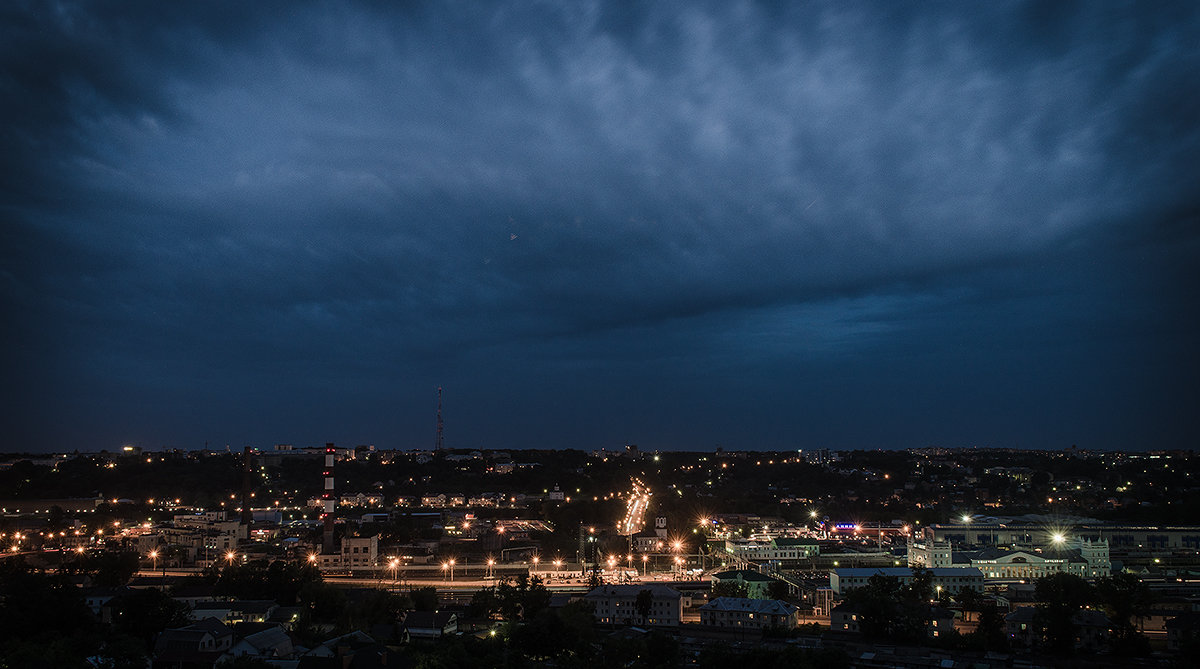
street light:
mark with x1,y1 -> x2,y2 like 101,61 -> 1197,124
389,558 -> 399,584
225,551 -> 237,565
149,549 -> 158,573
642,554 -> 648,577
553,558 -> 562,576
487,557 -> 495,582
449,558 -> 456,582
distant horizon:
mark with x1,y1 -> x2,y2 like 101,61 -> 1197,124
2,440 -> 1185,457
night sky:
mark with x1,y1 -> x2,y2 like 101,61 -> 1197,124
3,2 -> 1198,454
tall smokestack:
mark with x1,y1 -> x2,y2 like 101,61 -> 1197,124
322,443 -> 336,554
241,446 -> 253,527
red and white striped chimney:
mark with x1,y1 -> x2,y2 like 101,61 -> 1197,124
322,443 -> 335,554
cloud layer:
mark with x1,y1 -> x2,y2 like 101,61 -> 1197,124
3,1 -> 1198,451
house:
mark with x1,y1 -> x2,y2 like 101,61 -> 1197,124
710,569 -> 778,599
83,586 -> 133,623
152,617 -> 233,669
830,602 -> 863,634
297,630 -> 398,669
1166,612 -> 1200,652
1074,609 -> 1112,652
584,584 -> 682,627
191,599 -> 277,625
927,606 -> 956,640
1005,606 -> 1112,651
403,610 -> 458,639
1004,606 -> 1037,647
699,597 -> 799,631
831,603 -> 957,640
222,624 -> 295,662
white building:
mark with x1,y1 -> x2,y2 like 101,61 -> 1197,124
724,537 -> 819,565
830,567 -> 983,597
584,584 -> 682,627
699,597 -> 799,630
909,538 -> 1110,581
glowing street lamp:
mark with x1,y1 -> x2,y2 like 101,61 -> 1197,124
1051,532 -> 1066,545
531,555 -> 539,575
642,554 -> 648,576
389,558 -> 399,584
449,558 -> 456,582
225,551 -> 237,565
553,558 -> 562,575
149,549 -> 158,573
486,557 -> 495,582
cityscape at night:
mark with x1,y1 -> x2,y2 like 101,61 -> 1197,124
2,444 -> 1198,666
3,1 -> 1198,668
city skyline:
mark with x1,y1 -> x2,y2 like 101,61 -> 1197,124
4,2 -> 1198,454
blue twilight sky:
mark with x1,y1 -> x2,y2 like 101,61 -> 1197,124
2,1 -> 1197,453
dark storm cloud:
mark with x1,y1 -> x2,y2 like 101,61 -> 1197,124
3,1 -> 1197,451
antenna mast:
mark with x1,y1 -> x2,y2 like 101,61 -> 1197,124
435,387 -> 445,451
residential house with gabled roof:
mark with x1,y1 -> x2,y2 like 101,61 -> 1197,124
151,617 -> 233,669
403,610 -> 458,639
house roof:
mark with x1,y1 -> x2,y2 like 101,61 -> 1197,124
242,625 -> 293,652
773,538 -> 818,547
700,597 -> 797,615
584,584 -> 682,599
833,567 -> 983,578
1005,607 -> 1036,623
187,617 -> 233,637
712,569 -> 774,582
404,610 -> 456,629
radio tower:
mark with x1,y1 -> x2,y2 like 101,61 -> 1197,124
435,387 -> 445,451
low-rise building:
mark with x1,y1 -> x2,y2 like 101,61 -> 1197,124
152,617 -> 233,667
830,603 -> 956,640
722,537 -> 819,566
404,611 -> 459,639
699,597 -> 798,631
830,567 -> 983,597
710,569 -> 779,599
584,584 -> 682,627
